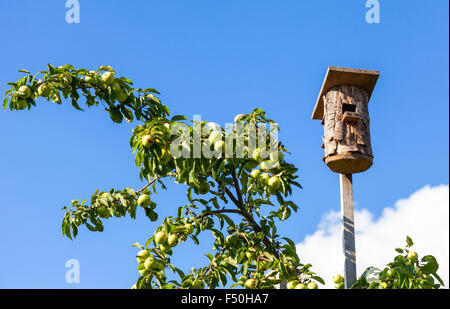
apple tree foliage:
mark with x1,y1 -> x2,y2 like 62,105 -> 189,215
4,65 -> 324,289
333,236 -> 444,289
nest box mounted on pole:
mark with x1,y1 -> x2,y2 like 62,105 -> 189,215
312,66 -> 379,288
312,67 -> 379,174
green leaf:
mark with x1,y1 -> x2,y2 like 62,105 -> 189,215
311,275 -> 325,285
97,65 -> 115,73
108,106 -> 123,123
171,115 -> 188,121
191,235 -> 199,245
47,63 -> 55,75
145,235 -> 155,248
406,235 -> 414,247
218,271 -> 227,286
281,237 -> 296,250
3,97 -> 9,110
432,272 -> 445,286
120,105 -> 134,122
18,69 -> 31,74
143,88 -> 160,94
71,97 -> 84,111
420,255 -> 439,274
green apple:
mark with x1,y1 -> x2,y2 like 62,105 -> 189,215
198,182 -> 210,195
208,130 -> 222,144
159,244 -> 172,254
144,256 -> 156,270
37,84 -> 51,97
192,279 -> 205,289
244,279 -> 258,289
225,234 -> 240,247
307,282 -> 318,289
167,234 -> 179,247
252,148 -> 267,162
136,249 -> 150,264
18,85 -> 31,98
245,249 -> 256,260
137,264 -> 150,276
160,149 -> 172,164
102,71 -> 115,85
142,135 -> 153,147
259,160 -> 277,171
244,160 -> 259,171
333,274 -> 343,284
268,176 -> 281,190
287,280 -> 299,289
184,223 -> 194,235
269,151 -> 284,162
154,231 -> 168,245
112,81 -> 121,92
214,140 -> 225,153
250,169 -> 261,179
234,113 -> 245,123
137,194 -> 151,207
259,173 -> 270,186
407,251 -> 418,263
16,99 -> 27,110
387,268 -> 396,279
295,283 -> 307,289
117,90 -> 128,103
152,261 -> 165,271
85,71 -> 97,82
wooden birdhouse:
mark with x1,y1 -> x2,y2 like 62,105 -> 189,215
312,67 -> 379,174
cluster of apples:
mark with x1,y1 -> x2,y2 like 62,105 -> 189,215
249,168 -> 282,194
141,132 -> 173,164
286,278 -> 318,289
153,223 -> 195,254
207,129 -> 226,154
14,83 -> 53,110
85,70 -> 130,103
136,249 -> 165,278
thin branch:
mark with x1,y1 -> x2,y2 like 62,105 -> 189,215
196,209 -> 242,220
136,177 -> 159,193
224,187 -> 240,206
214,173 -> 280,259
231,170 -> 244,207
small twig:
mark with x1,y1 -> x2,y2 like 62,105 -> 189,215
137,177 -> 160,193
200,248 -> 226,278
196,209 -> 242,220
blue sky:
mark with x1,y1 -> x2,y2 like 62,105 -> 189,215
0,1 -> 448,288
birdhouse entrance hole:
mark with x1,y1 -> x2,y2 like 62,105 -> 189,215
342,103 -> 356,113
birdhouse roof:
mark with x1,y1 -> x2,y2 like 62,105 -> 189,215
312,67 -> 380,120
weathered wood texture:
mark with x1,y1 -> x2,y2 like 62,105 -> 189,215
312,67 -> 379,120
322,85 -> 373,174
340,174 -> 356,288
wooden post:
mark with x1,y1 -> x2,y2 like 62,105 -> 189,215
340,173 -> 356,288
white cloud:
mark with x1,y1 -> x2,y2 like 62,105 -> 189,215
296,184 -> 449,288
